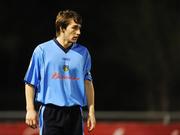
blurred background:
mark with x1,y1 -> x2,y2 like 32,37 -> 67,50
1,0 -> 180,134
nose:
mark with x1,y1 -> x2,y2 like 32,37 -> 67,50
76,28 -> 81,35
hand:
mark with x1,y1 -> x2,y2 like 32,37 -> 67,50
87,113 -> 96,132
25,110 -> 38,129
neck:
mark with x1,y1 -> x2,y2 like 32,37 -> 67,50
56,36 -> 72,48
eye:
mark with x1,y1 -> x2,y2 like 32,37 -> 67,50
72,25 -> 81,30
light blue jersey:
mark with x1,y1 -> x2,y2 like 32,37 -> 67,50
24,39 -> 92,107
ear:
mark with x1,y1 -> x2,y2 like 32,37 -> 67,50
60,27 -> 65,33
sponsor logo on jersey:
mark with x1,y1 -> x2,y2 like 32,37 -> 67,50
51,72 -> 80,80
63,65 -> 69,72
62,57 -> 70,72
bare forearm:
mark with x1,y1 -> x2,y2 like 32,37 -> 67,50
85,80 -> 95,114
85,80 -> 96,131
25,84 -> 35,111
25,84 -> 38,128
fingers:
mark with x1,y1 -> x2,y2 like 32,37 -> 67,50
88,121 -> 95,132
87,119 -> 90,129
87,117 -> 96,132
25,110 -> 38,129
25,119 -> 37,129
32,119 -> 38,128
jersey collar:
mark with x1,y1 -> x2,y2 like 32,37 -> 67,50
53,38 -> 74,53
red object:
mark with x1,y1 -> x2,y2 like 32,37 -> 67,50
84,122 -> 180,135
0,122 -> 180,135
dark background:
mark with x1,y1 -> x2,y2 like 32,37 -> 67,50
1,0 -> 180,111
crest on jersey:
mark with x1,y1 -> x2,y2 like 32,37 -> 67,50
63,65 -> 69,72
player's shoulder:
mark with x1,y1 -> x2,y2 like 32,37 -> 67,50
74,43 -> 89,52
73,43 -> 91,57
33,39 -> 54,54
38,39 -> 54,49
33,39 -> 53,51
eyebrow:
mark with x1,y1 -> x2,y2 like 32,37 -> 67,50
72,24 -> 81,28
73,23 -> 81,27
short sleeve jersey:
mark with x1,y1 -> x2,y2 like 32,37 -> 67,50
24,39 -> 92,107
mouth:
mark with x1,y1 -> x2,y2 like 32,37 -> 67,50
72,37 -> 78,40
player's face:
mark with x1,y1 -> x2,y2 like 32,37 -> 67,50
63,20 -> 81,43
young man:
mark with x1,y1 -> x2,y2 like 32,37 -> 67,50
24,10 -> 96,135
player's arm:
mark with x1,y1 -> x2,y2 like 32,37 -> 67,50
85,80 -> 96,132
25,84 -> 38,129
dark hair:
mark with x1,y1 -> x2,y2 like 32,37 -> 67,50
55,10 -> 82,37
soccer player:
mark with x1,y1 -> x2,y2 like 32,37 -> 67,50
24,10 -> 96,135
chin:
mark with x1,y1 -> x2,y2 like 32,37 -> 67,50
71,40 -> 77,43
